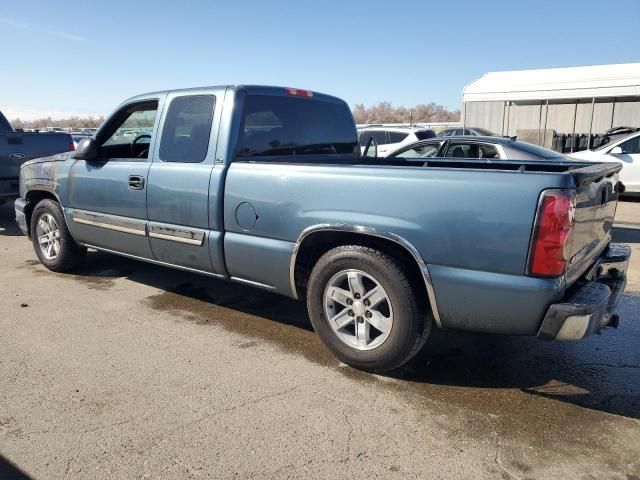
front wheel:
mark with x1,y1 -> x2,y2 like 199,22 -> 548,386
306,245 -> 432,373
30,199 -> 85,272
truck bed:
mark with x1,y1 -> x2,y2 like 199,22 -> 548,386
224,157 -> 621,333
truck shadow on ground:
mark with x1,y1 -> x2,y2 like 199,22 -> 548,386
0,455 -> 32,480
55,239 -> 640,423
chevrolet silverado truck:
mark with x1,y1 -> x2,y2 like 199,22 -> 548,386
1,109 -> 73,202
14,86 -> 631,372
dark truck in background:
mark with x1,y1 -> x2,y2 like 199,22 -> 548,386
0,110 -> 73,202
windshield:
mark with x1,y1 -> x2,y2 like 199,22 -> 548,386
236,94 -> 357,157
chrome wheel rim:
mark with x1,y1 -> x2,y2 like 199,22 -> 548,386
323,269 -> 393,351
35,213 -> 61,261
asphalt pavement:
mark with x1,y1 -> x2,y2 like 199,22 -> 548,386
1,199 -> 639,479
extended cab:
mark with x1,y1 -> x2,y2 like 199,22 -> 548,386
0,110 -> 73,201
14,86 -> 631,372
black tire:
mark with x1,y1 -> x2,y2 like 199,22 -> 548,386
306,245 -> 432,373
30,199 -> 85,272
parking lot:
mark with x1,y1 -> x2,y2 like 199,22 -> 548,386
0,200 -> 639,479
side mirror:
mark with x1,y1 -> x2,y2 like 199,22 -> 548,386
609,146 -> 623,155
363,136 -> 378,158
74,137 -> 98,160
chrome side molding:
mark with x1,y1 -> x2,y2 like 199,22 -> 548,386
70,209 -> 206,246
149,222 -> 205,246
71,209 -> 147,236
289,224 -> 444,328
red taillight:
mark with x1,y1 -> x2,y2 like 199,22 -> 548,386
69,138 -> 75,151
528,190 -> 576,277
285,87 -> 314,98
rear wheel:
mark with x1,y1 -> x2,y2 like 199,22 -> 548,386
307,245 -> 431,372
30,199 -> 85,272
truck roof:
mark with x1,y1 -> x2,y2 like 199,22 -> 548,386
121,85 -> 346,107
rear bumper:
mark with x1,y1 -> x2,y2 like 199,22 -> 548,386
537,243 -> 630,340
14,198 -> 28,236
0,178 -> 19,199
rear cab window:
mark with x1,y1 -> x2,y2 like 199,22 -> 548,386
236,94 -> 357,158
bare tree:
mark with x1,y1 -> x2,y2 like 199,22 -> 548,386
10,116 -> 105,130
353,102 -> 460,124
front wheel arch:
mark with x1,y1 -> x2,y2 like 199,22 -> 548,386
29,198 -> 85,272
24,190 -> 61,237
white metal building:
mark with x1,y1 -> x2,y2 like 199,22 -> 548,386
462,63 -> 640,149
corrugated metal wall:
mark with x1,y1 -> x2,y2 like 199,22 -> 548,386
464,96 -> 640,148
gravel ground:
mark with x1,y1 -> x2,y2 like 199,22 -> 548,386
1,200 -> 639,480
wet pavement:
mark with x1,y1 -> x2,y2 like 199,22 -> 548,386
1,200 -> 639,479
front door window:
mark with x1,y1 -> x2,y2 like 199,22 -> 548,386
99,101 -> 158,160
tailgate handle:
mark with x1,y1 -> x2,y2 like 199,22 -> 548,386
128,175 -> 145,190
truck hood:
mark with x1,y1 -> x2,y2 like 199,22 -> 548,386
21,151 -> 74,168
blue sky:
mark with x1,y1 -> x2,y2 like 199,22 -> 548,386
1,0 -> 639,119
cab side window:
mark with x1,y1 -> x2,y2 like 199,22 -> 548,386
159,95 -> 215,163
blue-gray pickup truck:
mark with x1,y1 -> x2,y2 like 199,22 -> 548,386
14,86 -> 631,372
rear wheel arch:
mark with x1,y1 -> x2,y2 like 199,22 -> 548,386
290,226 -> 441,327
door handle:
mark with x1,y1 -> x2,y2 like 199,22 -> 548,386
128,175 -> 145,190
